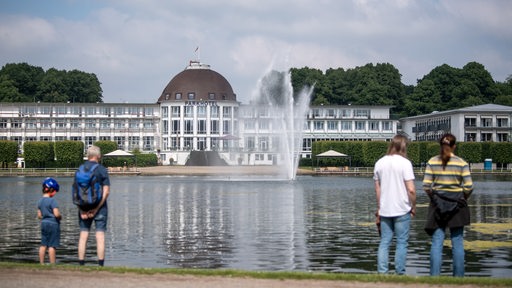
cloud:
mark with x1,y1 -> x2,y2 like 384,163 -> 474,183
0,0 -> 511,103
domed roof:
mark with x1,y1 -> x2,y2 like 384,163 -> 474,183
158,61 -> 236,103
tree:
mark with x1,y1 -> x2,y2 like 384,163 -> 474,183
65,69 -> 103,103
0,63 -> 44,101
0,140 -> 18,168
37,68 -> 69,103
55,141 -> 84,168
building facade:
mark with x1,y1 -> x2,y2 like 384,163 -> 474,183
400,104 -> 512,142
0,61 -> 400,166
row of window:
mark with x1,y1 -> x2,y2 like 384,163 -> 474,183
161,106 -> 235,118
17,105 -> 156,117
242,120 -> 393,132
0,119 -> 155,129
464,117 -> 509,128
465,133 -> 509,142
162,119 -> 232,135
163,92 -> 229,101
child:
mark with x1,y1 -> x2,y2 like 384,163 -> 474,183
37,177 -> 62,264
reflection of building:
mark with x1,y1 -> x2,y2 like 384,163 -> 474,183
0,61 -> 399,165
400,104 -> 512,142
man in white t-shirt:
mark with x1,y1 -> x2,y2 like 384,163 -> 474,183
373,134 -> 416,275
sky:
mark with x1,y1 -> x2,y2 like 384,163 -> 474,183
0,0 -> 511,104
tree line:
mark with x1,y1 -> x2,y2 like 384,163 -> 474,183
0,63 -> 103,103
290,62 -> 512,118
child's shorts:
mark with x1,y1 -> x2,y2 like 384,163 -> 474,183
41,221 -> 60,248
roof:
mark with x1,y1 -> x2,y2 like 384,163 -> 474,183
158,61 -> 236,103
104,150 -> 134,157
400,104 -> 512,120
316,150 -> 348,157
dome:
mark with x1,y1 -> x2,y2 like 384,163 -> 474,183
158,61 -> 236,103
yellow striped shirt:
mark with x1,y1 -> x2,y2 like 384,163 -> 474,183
422,155 -> 473,196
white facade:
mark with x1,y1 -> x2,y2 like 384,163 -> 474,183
399,104 -> 512,142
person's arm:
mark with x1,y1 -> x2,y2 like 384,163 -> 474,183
374,179 -> 381,216
88,185 -> 109,217
405,180 -> 416,216
37,209 -> 42,220
53,207 -> 62,220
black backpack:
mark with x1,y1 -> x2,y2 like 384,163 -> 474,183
72,163 -> 102,209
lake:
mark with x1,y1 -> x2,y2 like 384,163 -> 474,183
0,174 -> 511,277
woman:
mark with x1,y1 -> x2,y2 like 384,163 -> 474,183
423,133 -> 473,277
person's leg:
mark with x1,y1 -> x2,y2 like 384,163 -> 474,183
450,227 -> 465,277
39,246 -> 46,264
48,247 -> 56,264
377,217 -> 394,274
78,231 -> 89,264
96,231 -> 105,266
394,213 -> 411,275
430,227 -> 445,276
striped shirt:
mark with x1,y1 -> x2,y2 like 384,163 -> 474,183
423,154 -> 473,196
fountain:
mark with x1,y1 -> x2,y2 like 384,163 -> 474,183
249,68 -> 313,180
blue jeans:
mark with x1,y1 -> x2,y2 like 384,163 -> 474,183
430,226 -> 465,277
377,213 -> 411,274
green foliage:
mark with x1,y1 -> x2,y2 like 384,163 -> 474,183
0,140 -> 19,168
93,141 -> 118,156
406,142 -> 421,166
457,142 -> 482,164
23,141 -> 53,168
0,62 -> 103,103
55,141 -> 84,168
362,141 -> 388,167
490,142 -> 512,164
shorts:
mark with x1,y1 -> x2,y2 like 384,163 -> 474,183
79,204 -> 108,232
41,221 -> 60,248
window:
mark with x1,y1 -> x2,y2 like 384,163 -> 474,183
258,119 -> 269,130
115,107 -> 125,115
465,133 -> 476,142
56,106 -> 66,115
143,136 -> 153,150
208,93 -> 215,100
223,120 -> 231,134
464,117 -> 476,127
210,120 -> 219,134
187,92 -> 195,100
313,109 -> 322,118
40,136 -> 51,141
26,120 -> 37,129
355,121 -> 366,131
497,118 -> 509,128
171,106 -> 180,117
197,106 -> 206,117
244,121 -> 255,130
327,121 -> 337,131
70,120 -> 80,129
0,119 -> 7,129
128,136 -> 140,149
144,107 -> 154,116
175,93 -> 182,100
481,133 -> 492,141
341,109 -> 351,118
55,119 -> 66,128
55,136 -> 66,141
369,121 -> 379,131
184,120 -> 193,134
382,121 -> 392,131
185,106 -> 193,117
172,120 -> 180,133
11,119 -> 22,128
40,119 -> 51,129
129,120 -> 139,129
327,109 -> 335,118
85,136 -> 96,147
114,120 -> 124,129
100,120 -> 110,129
85,119 -> 96,129
198,119 -> 206,133
354,109 -> 369,118
143,120 -> 153,129
162,120 -> 169,134
129,107 -> 139,115
210,106 -> 219,118
114,136 -> 125,149
314,121 -> 324,131
223,107 -> 232,117
481,117 -> 492,127
85,107 -> 96,116
246,137 -> 255,150
161,106 -> 168,118
341,121 -> 352,131
99,107 -> 110,116
165,93 -> 170,100
497,133 -> 509,142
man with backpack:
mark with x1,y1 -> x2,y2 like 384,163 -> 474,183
74,145 -> 110,266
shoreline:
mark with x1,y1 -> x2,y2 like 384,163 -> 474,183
0,165 -> 510,177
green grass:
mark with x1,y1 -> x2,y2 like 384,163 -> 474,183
1,262 -> 511,286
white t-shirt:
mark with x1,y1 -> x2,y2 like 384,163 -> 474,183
373,154 -> 415,217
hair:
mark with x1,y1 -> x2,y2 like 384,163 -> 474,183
387,134 -> 408,157
87,145 -> 102,160
439,133 -> 456,170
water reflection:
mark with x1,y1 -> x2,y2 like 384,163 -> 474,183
0,175 -> 510,277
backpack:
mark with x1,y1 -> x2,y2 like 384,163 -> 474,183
72,163 -> 102,209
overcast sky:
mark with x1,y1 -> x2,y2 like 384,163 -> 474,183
1,0 -> 511,104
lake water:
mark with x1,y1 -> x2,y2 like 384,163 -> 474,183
0,174 -> 511,277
